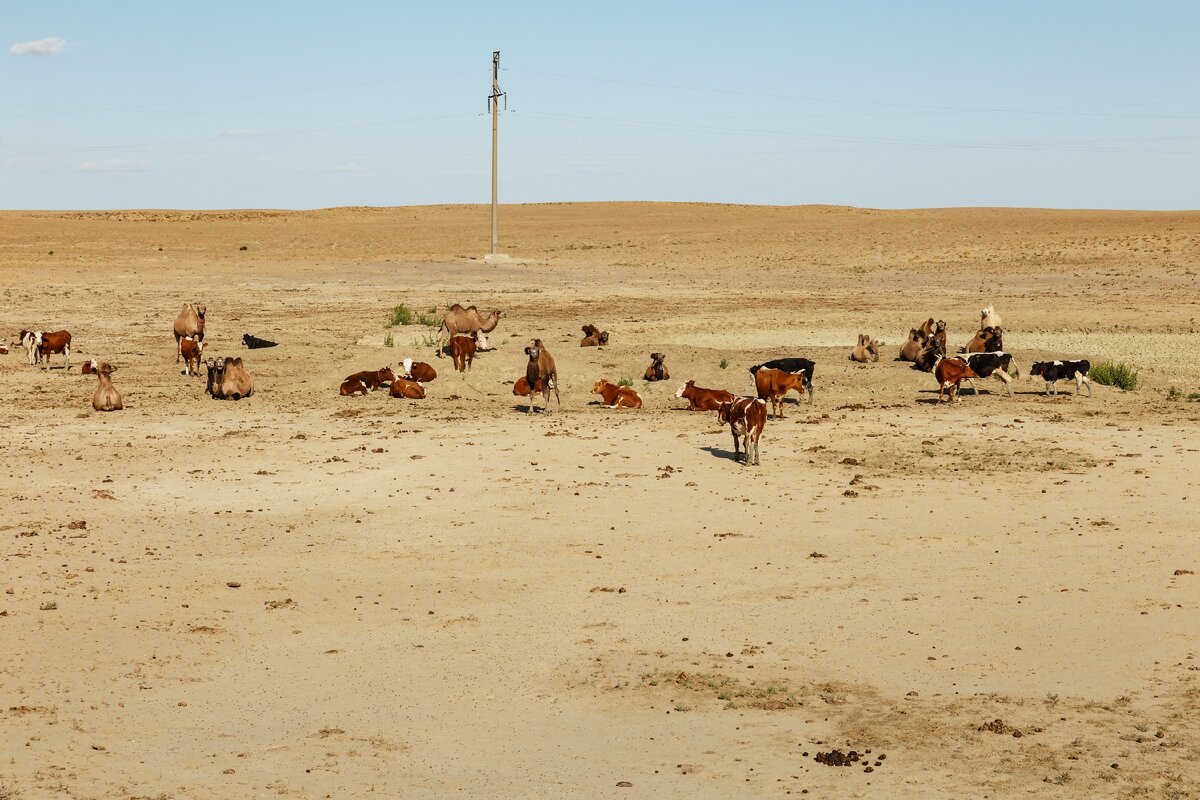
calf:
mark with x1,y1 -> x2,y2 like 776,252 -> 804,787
450,333 -> 477,373
753,367 -> 806,419
513,375 -> 544,397
749,358 -> 814,403
242,333 -> 278,349
402,357 -> 437,383
643,352 -> 670,382
36,330 -> 72,369
676,380 -> 734,411
591,379 -> 642,409
953,351 -> 1018,396
1029,360 -> 1092,397
933,356 -> 978,403
717,397 -> 767,466
180,336 -> 204,377
389,378 -> 426,399
339,366 -> 396,396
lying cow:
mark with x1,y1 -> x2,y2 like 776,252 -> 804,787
676,380 -> 734,411
1029,360 -> 1093,397
513,375 -> 544,397
389,378 -> 426,399
591,379 -> 642,409
749,357 -> 814,403
243,333 -> 278,349
403,357 -> 437,383
339,366 -> 396,396
717,397 -> 767,467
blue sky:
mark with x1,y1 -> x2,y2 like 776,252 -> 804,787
2,1 -> 1198,209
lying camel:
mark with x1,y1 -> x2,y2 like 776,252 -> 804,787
580,324 -> 609,347
897,328 -> 927,362
173,303 -> 206,363
205,357 -> 253,400
849,334 -> 882,363
643,352 -> 669,381
435,305 -> 503,358
91,362 -> 123,412
962,326 -> 1003,354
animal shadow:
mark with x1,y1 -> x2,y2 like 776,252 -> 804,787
701,445 -> 742,462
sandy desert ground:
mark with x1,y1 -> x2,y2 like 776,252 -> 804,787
1,203 -> 1199,799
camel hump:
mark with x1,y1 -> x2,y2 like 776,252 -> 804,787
466,305 -> 478,312
448,303 -> 466,312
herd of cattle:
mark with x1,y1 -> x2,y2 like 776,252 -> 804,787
5,302 -> 1097,466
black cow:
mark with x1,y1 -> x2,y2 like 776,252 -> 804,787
953,351 -> 1018,396
242,334 -> 278,349
749,358 -> 815,401
1029,360 -> 1092,397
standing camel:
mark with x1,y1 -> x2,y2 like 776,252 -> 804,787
524,339 -> 560,415
173,303 -> 206,362
435,305 -> 503,358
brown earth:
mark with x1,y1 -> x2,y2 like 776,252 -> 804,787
1,203 -> 1198,799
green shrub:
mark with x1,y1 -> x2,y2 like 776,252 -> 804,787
1167,385 -> 1182,401
719,359 -> 728,369
617,377 -> 633,387
383,331 -> 395,348
1088,361 -> 1138,391
388,304 -> 413,326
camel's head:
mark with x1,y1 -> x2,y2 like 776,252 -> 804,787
195,304 -> 207,319
524,345 -> 540,363
650,352 -> 665,364
205,357 -> 224,396
935,319 -> 947,333
98,363 -> 116,377
981,305 -> 993,320
597,331 -> 609,345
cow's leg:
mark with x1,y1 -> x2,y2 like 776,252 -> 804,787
995,371 -> 1012,396
730,429 -> 741,463
1081,374 -> 1092,397
62,344 -> 70,370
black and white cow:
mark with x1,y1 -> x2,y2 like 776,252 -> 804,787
953,351 -> 1018,396
1029,359 -> 1092,397
749,358 -> 815,401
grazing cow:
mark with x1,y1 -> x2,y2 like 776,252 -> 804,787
90,363 -> 123,412
180,336 -> 204,377
35,330 -> 72,369
580,324 -> 609,347
513,375 -> 544,397
524,339 -> 560,414
954,351 -> 1018,396
450,332 -> 477,373
389,378 -> 426,399
748,358 -> 815,402
339,366 -> 395,396
643,352 -> 670,382
850,334 -> 882,363
591,379 -> 642,409
242,333 -> 278,349
717,397 -> 767,467
173,303 -> 206,362
933,356 -> 978,403
676,380 -> 734,411
963,326 -> 1004,354
753,367 -> 807,419
402,357 -> 437,383
206,357 -> 253,400
1029,360 -> 1093,397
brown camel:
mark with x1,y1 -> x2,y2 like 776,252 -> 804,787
435,304 -> 503,357
524,339 -> 560,415
173,303 -> 206,362
91,363 -> 123,412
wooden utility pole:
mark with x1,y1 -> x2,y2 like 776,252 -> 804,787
489,50 -> 503,256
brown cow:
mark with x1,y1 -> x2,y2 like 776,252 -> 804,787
389,378 -> 426,399
524,339 -> 560,414
35,330 -> 72,369
513,375 -> 544,397
643,352 -> 669,382
591,379 -> 642,409
450,332 -> 477,373
339,366 -> 395,396
753,367 -> 806,420
676,380 -> 734,411
180,336 -> 204,377
717,397 -> 767,467
403,357 -> 437,383
934,356 -> 978,403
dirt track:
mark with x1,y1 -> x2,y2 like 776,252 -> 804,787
2,204 -> 1199,799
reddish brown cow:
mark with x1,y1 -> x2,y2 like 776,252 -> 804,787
591,379 -> 642,409
35,330 -> 72,369
403,358 -> 437,383
512,375 -> 544,397
450,333 -> 477,373
717,397 -> 768,466
389,378 -> 426,399
753,367 -> 806,420
934,356 -> 978,403
675,380 -> 734,411
339,366 -> 395,396
180,336 -> 204,377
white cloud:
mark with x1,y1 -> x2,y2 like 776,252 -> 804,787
78,158 -> 150,173
220,128 -> 259,137
331,162 -> 365,173
9,37 -> 67,57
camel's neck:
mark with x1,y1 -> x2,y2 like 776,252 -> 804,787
479,315 -> 499,333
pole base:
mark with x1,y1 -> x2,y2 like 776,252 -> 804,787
483,253 -> 516,264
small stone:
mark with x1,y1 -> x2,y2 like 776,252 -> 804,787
226,581 -> 241,588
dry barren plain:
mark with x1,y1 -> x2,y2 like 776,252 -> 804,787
2,203 -> 1199,799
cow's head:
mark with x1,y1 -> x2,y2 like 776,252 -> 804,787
675,380 -> 693,399
379,367 -> 396,383
716,401 -> 733,425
